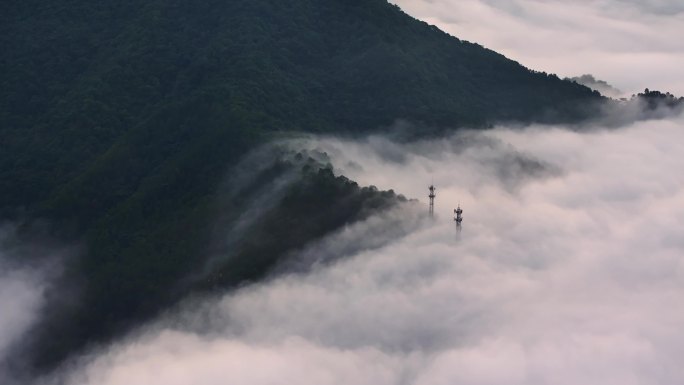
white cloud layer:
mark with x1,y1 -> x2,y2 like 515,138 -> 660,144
57,114 -> 684,385
390,0 -> 684,96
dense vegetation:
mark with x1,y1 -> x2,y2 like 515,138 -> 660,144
1,0 -> 607,373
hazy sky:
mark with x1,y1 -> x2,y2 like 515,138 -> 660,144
391,0 -> 684,96
55,112 -> 684,385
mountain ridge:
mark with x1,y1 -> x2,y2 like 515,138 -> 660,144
1,0 -> 608,374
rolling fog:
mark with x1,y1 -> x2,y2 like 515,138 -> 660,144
41,114 -> 684,385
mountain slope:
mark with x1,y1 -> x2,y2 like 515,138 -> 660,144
1,0 -> 602,215
1,0 -> 604,373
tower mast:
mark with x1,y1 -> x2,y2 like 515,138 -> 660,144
454,204 -> 463,230
428,184 -> 436,217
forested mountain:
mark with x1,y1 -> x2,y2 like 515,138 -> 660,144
1,0 -> 605,374
1,0 -> 603,217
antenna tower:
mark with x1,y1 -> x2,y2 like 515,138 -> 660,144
428,184 -> 436,217
454,204 -> 463,230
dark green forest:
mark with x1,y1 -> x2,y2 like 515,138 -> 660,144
0,0 -> 614,374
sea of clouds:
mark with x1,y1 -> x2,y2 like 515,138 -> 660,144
32,113 -> 684,385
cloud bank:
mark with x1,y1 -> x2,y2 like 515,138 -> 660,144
390,0 -> 684,96
48,112 -> 684,385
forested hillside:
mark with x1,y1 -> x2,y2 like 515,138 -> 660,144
1,0 -> 602,217
1,0 -> 604,373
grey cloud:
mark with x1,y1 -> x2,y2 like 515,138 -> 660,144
0,226 -> 57,384
0,224 -> 74,385
605,0 -> 684,15
567,74 -> 624,98
0,263 -> 44,363
291,133 -> 562,194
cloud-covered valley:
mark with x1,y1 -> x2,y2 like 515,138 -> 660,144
42,114 -> 684,385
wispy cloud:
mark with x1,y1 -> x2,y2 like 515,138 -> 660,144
0,225 -> 64,384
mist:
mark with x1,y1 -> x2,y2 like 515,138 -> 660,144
0,258 -> 44,364
567,74 -> 624,99
0,225 -> 63,384
41,113 -> 684,385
